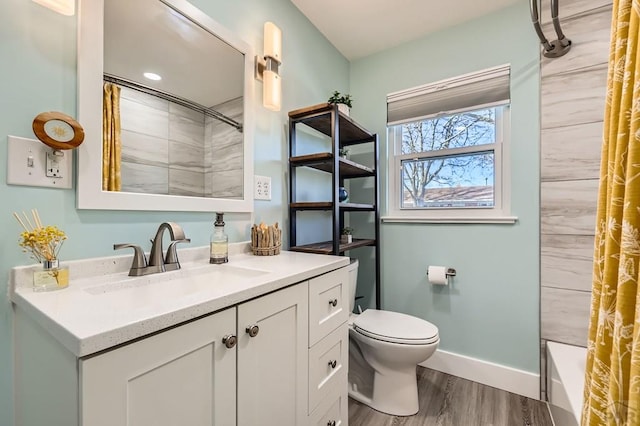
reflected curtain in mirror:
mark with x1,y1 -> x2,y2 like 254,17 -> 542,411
102,82 -> 122,191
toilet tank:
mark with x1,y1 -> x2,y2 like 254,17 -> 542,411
346,258 -> 359,313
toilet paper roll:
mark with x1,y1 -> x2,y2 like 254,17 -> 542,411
428,266 -> 448,285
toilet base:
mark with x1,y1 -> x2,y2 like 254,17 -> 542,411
349,367 -> 419,416
348,339 -> 420,416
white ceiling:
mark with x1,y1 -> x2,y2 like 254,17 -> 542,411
291,0 -> 521,60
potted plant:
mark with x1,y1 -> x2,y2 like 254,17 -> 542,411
339,147 -> 350,159
341,227 -> 354,244
328,91 -> 353,116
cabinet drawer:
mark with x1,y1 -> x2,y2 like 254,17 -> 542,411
309,325 -> 348,414
308,383 -> 348,426
309,267 -> 349,346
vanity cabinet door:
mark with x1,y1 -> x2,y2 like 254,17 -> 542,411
80,307 -> 237,426
237,282 -> 309,426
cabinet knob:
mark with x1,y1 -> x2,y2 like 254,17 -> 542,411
246,324 -> 260,338
222,334 -> 237,349
327,421 -> 336,426
329,298 -> 338,307
328,360 -> 337,369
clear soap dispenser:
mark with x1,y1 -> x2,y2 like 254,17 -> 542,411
210,212 -> 228,264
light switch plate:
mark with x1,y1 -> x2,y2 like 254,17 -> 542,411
254,175 -> 271,200
7,135 -> 72,189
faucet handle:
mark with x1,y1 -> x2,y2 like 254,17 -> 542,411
114,243 -> 148,276
164,239 -> 191,271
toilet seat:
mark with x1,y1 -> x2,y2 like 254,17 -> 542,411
353,309 -> 439,345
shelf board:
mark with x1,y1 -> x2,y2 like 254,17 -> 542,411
288,103 -> 374,144
290,202 -> 375,211
340,202 -> 376,211
289,153 -> 374,178
289,238 -> 376,255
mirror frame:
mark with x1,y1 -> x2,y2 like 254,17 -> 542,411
77,0 -> 254,212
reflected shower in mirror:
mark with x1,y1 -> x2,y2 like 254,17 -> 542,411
103,0 -> 245,199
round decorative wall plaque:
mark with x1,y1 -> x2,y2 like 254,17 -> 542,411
32,111 -> 85,150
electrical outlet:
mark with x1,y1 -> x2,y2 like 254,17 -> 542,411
254,175 -> 272,200
6,135 -> 72,189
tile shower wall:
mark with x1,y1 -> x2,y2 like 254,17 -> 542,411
119,86 -> 231,197
168,102 -> 206,197
119,87 -> 170,194
205,97 -> 243,198
539,0 -> 612,397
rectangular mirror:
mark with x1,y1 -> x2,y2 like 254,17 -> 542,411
77,0 -> 254,212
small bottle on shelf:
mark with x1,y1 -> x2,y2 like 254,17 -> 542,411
210,212 -> 228,264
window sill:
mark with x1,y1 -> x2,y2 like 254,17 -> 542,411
381,215 -> 518,224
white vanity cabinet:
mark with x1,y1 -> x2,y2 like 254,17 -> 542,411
13,261 -> 350,426
81,307 -> 237,426
81,282 -> 310,426
237,282 -> 308,426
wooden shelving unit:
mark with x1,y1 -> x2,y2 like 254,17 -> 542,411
289,238 -> 376,255
287,102 -> 380,309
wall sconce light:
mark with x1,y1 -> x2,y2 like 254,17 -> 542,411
32,0 -> 75,16
255,22 -> 282,112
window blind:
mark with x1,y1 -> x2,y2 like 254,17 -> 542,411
386,64 -> 510,125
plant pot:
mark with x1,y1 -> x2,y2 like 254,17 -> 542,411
341,235 -> 352,244
337,103 -> 350,116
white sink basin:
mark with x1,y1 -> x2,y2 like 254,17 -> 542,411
84,264 -> 270,296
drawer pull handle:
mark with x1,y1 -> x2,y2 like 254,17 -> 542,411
329,298 -> 338,307
222,334 -> 237,349
327,421 -> 336,426
246,325 -> 260,338
328,360 -> 337,369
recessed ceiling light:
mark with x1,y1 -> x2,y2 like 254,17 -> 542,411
143,72 -> 162,81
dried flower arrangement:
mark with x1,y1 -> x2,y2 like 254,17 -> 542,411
13,209 -> 67,263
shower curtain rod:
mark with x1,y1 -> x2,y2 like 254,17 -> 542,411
530,0 -> 571,58
103,73 -> 243,132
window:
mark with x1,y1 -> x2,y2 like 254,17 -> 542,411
385,65 -> 515,223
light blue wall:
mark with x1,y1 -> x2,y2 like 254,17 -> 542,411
0,0 -> 348,424
349,2 -> 541,372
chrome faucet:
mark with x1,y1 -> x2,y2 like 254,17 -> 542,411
114,222 -> 191,276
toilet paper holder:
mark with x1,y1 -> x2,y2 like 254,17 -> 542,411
426,267 -> 457,277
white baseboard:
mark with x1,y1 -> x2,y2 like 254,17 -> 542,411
419,349 -> 540,400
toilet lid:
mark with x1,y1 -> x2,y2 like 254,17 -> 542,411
353,309 -> 439,345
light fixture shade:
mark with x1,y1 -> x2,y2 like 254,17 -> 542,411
264,22 -> 282,63
263,69 -> 281,111
32,0 -> 75,15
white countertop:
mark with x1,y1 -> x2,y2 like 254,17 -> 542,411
10,243 -> 349,357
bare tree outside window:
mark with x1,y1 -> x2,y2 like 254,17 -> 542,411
400,108 -> 497,208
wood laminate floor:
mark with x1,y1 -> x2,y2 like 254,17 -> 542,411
348,367 -> 553,426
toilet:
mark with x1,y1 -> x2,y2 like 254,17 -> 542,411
346,259 -> 439,416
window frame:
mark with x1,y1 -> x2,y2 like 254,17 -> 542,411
384,105 -> 516,224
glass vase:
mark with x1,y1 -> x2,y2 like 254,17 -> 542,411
33,259 -> 69,292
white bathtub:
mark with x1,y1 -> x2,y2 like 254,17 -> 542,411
547,341 -> 586,426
